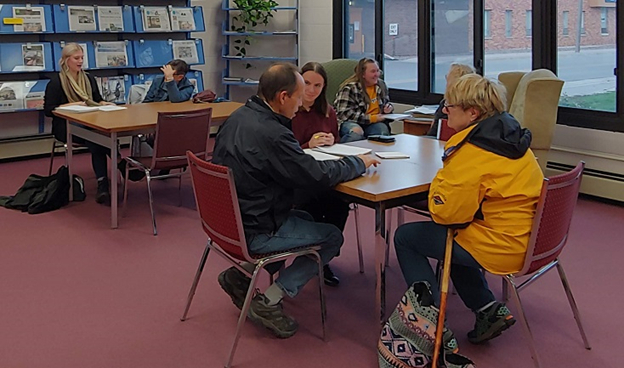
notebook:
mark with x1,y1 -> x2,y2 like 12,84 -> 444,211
304,149 -> 341,161
375,151 -> 410,159
55,105 -> 127,113
315,144 -> 371,156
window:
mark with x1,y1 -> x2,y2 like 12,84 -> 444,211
505,10 -> 512,38
601,8 -> 608,35
563,11 -> 569,36
344,0 -> 375,59
581,11 -> 585,35
384,0 -> 418,91
431,0 -> 473,94
557,1 -> 615,112
526,10 -> 532,37
484,10 -> 491,38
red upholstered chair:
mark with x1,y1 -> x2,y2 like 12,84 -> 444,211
180,151 -> 327,368
436,118 -> 457,141
121,108 -> 212,235
498,161 -> 590,368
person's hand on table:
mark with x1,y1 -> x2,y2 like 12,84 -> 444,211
99,101 -> 115,106
382,103 -> 394,114
358,154 -> 381,168
308,132 -> 335,148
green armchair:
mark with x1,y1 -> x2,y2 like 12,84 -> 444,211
321,59 -> 359,107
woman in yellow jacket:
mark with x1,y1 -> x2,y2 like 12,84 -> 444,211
394,74 -> 544,345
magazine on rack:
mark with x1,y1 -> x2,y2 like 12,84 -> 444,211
142,7 -> 171,32
12,6 -> 46,32
172,40 -> 198,64
68,6 -> 96,32
97,76 -> 126,104
95,41 -> 128,68
16,44 -> 46,72
97,6 -> 124,32
24,91 -> 45,110
170,8 -> 196,31
0,83 -> 25,111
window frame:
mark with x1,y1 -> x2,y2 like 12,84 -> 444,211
332,0 -> 624,132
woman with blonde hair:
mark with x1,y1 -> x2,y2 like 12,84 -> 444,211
427,62 -> 476,137
334,57 -> 394,142
44,43 -> 114,204
394,74 -> 544,345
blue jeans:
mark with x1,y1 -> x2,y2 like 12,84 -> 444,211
393,221 -> 495,311
339,121 -> 390,143
248,210 -> 343,298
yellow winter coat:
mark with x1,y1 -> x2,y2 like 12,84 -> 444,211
428,113 -> 544,274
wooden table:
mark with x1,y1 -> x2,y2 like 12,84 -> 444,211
53,100 -> 243,229
335,134 -> 445,323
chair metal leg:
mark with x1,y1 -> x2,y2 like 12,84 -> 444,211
178,170 -> 183,206
122,160 -> 130,218
505,275 -> 542,368
397,206 -> 405,227
385,209 -> 392,266
146,172 -> 157,236
353,204 -> 364,273
48,140 -> 56,176
180,241 -> 211,321
315,251 -> 327,341
502,277 -> 509,302
556,262 -> 591,350
225,265 -> 264,368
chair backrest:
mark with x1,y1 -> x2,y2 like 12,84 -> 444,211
436,118 -> 457,141
150,107 -> 212,170
321,58 -> 359,106
498,69 -> 564,173
187,151 -> 251,262
517,161 -> 585,276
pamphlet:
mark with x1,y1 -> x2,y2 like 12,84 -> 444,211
12,6 -> 46,32
24,91 -> 45,109
95,41 -> 128,68
68,6 -> 96,32
97,6 -> 124,32
97,76 -> 126,104
0,82 -> 24,111
303,149 -> 341,161
405,105 -> 439,115
172,40 -> 198,64
315,144 -> 372,156
375,151 -> 410,159
170,7 -> 196,31
142,7 -> 171,32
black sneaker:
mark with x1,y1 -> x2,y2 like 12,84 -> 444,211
218,267 -> 251,310
95,179 -> 110,205
467,302 -> 516,344
248,292 -> 298,338
323,264 -> 340,287
117,160 -> 146,182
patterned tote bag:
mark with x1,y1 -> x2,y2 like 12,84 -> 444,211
378,282 -> 475,368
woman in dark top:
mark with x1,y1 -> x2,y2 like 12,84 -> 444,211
44,43 -> 114,204
291,62 -> 350,287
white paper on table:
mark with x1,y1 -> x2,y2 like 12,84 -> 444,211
375,151 -> 410,159
303,149 -> 341,161
315,144 -> 372,156
405,105 -> 439,115
55,105 -> 100,113
97,105 -> 126,111
379,113 -> 412,121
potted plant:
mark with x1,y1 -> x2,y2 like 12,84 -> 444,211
230,0 -> 279,67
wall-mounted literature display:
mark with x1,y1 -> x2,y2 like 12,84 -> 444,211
0,79 -> 49,113
0,4 -> 54,34
133,6 -> 205,33
133,39 -> 204,68
95,74 -> 133,104
52,4 -> 135,33
0,42 -> 54,74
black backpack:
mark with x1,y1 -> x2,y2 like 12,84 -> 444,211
0,166 -> 86,214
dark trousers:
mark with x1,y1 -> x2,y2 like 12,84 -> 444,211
54,123 -> 110,180
393,221 -> 495,311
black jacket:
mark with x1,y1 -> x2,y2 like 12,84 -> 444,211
212,95 -> 366,240
44,73 -> 103,142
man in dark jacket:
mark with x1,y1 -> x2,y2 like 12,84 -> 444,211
212,63 -> 379,338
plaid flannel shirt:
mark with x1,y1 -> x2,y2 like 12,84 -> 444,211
333,80 -> 390,125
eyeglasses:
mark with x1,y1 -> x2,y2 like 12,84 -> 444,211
443,102 -> 457,109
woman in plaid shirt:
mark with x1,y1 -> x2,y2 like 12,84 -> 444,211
334,58 -> 394,142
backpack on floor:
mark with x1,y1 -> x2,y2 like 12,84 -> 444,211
378,281 -> 476,368
0,165 -> 85,214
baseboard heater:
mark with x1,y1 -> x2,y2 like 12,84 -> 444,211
547,161 -> 624,203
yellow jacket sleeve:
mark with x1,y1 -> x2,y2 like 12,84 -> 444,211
428,154 -> 484,227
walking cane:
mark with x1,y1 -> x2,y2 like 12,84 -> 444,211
432,228 -> 454,368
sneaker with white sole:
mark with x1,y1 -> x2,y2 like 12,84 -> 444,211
467,302 -> 516,344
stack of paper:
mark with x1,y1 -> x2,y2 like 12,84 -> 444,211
303,149 -> 341,161
380,113 -> 412,121
55,105 -> 127,113
375,151 -> 410,159
315,144 -> 372,156
405,105 -> 439,115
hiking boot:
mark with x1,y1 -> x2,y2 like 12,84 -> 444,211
467,302 -> 516,344
218,267 -> 250,310
323,264 -> 340,287
248,292 -> 298,338
95,179 -> 110,205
